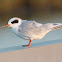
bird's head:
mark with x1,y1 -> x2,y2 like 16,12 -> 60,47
0,17 -> 22,29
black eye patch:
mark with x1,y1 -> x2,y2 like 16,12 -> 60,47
11,20 -> 18,24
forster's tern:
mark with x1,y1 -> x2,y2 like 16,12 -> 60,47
0,17 -> 62,47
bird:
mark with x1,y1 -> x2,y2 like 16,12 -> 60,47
0,17 -> 62,47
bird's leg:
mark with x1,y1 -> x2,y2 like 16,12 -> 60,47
22,39 -> 32,48
28,39 -> 31,47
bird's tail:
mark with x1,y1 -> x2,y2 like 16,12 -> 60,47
51,23 -> 62,31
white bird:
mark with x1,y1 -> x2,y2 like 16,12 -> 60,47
0,17 -> 62,47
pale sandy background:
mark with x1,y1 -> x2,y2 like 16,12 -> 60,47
0,43 -> 62,62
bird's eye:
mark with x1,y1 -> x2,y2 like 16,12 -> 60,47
11,20 -> 18,24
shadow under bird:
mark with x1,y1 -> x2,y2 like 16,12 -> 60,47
0,17 -> 62,47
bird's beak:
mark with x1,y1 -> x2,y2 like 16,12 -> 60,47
0,24 -> 10,28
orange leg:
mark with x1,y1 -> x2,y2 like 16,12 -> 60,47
22,39 -> 32,48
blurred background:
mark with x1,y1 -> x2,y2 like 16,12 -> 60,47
0,0 -> 62,49
0,0 -> 62,24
